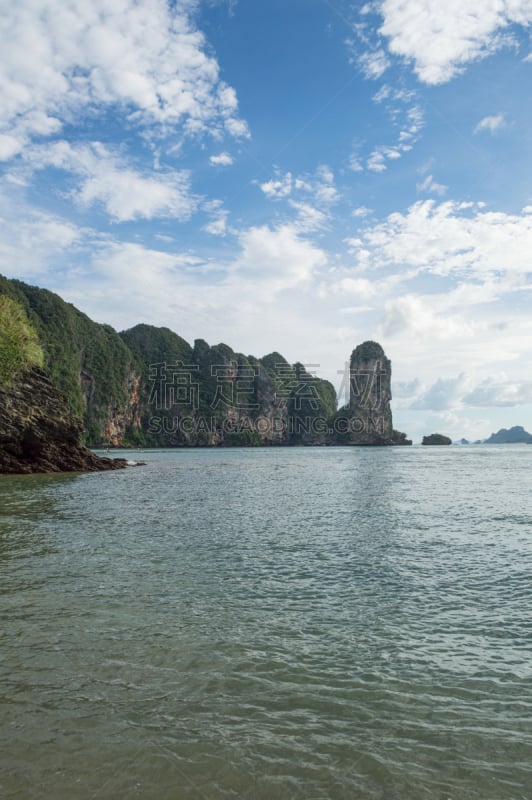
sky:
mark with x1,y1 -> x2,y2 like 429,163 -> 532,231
1,0 -> 532,443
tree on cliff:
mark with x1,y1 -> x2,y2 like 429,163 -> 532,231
0,296 -> 43,385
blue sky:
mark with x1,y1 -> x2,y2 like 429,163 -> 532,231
1,0 -> 532,442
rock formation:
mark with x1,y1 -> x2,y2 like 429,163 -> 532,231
0,367 -> 127,474
348,341 -> 394,444
0,276 -> 412,448
484,426 -> 532,444
422,433 -> 452,446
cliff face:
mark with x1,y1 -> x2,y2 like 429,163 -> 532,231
0,276 -> 410,447
0,275 -> 134,447
348,341 -> 393,444
0,367 -> 126,474
129,335 -> 337,447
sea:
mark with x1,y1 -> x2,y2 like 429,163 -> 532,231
1,445 -> 531,800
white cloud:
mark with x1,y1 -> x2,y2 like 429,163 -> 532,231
314,165 -> 339,205
209,152 -> 234,166
202,199 -> 229,236
474,113 -> 506,133
379,0 -> 532,84
331,277 -> 377,298
0,0 -> 249,155
260,165 -> 339,208
367,148 -> 388,172
233,223 -> 327,290
393,377 -> 423,399
203,216 -> 228,236
416,174 -> 448,195
53,219 -> 332,357
260,172 -> 293,199
78,166 -> 194,222
92,241 -> 200,285
0,134 -> 24,161
359,48 -> 390,78
464,377 -> 532,407
354,87 -> 424,172
348,154 -> 364,172
28,141 -> 196,222
352,206 -> 372,218
381,295 -> 476,339
354,199 -> 532,276
224,117 -> 250,138
0,190 -> 88,278
398,371 -> 532,412
411,374 -> 470,410
289,202 -> 328,233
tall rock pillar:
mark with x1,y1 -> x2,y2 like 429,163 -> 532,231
349,341 -> 393,444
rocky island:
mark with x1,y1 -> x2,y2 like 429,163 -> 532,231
485,426 -> 532,444
422,433 -> 452,446
0,274 -> 411,470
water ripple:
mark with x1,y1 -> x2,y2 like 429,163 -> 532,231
1,446 -> 532,798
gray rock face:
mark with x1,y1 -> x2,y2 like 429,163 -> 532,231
0,367 -> 127,474
348,341 -> 393,444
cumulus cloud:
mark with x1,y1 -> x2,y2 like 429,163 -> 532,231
392,377 -> 423,399
464,377 -> 532,407
379,0 -> 532,84
209,152 -> 234,166
381,294 -> 476,339
0,188 -> 89,278
0,0 -> 249,157
55,219 -> 332,352
27,141 -> 197,222
331,277 -> 377,298
260,172 -> 293,199
402,372 -> 532,411
411,374 -> 470,410
353,199 -> 532,276
474,113 -> 506,133
91,241 -> 201,286
233,223 -> 327,290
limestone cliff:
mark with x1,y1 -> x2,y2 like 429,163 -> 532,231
0,276 -> 411,448
0,367 -> 127,474
348,341 -> 394,444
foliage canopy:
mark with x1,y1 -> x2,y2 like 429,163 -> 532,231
0,295 -> 44,385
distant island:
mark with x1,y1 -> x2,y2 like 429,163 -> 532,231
484,426 -> 532,444
454,427 -> 532,445
422,433 -> 452,446
0,274 -> 412,471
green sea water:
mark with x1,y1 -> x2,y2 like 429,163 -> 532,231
1,446 -> 531,799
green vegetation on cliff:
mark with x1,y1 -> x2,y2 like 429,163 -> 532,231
0,275 -> 408,447
0,296 -> 44,385
352,340 -> 384,361
0,275 -> 132,442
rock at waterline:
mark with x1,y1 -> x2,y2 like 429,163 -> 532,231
0,367 -> 127,474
